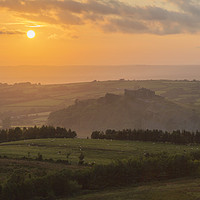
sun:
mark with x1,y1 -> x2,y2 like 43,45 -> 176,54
27,30 -> 36,39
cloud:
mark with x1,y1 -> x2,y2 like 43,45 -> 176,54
0,29 -> 24,35
0,0 -> 200,35
26,24 -> 45,28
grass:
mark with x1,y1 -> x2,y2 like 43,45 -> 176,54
2,138 -> 200,199
66,178 -> 200,200
1,138 -> 200,165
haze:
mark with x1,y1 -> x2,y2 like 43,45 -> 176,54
1,0 -> 200,79
1,65 -> 200,84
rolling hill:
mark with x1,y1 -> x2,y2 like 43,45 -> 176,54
48,88 -> 200,136
2,80 -> 200,128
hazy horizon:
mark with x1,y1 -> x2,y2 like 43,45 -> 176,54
1,65 -> 200,84
1,0 -> 200,84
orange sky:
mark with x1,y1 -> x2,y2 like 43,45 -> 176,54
0,0 -> 200,66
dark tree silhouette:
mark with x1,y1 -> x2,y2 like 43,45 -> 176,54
91,129 -> 200,145
0,126 -> 77,143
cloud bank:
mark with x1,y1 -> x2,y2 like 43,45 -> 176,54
0,0 -> 200,35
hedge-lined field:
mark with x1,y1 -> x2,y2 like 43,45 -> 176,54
1,138 -> 200,165
2,138 -> 200,199
2,151 -> 200,200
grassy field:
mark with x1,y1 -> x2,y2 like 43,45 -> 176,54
66,178 -> 200,200
2,138 -> 200,199
1,138 -> 200,165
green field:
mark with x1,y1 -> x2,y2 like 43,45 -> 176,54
1,138 -> 200,199
1,138 -> 199,165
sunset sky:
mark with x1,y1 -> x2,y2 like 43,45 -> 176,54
0,0 -> 200,67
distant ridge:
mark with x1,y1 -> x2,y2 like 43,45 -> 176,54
1,65 -> 200,84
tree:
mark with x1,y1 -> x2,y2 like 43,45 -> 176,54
78,153 -> 85,165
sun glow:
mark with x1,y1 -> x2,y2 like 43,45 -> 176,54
27,30 -> 36,39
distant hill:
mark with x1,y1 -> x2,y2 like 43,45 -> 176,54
2,80 -> 200,128
48,88 -> 200,136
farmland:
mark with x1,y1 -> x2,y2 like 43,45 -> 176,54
1,80 -> 200,127
2,80 -> 200,199
1,138 -> 200,199
0,138 -> 199,166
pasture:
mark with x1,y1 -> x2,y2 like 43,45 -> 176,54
1,138 -> 200,165
1,138 -> 200,199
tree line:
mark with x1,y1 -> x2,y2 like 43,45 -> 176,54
1,151 -> 200,200
91,129 -> 200,144
0,126 -> 77,143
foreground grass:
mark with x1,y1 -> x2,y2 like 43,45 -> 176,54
1,138 -> 200,165
66,178 -> 200,200
2,138 -> 200,199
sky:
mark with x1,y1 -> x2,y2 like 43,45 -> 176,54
0,0 -> 200,83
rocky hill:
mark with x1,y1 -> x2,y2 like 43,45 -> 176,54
48,88 -> 200,136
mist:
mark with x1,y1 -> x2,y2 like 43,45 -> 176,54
0,65 -> 200,84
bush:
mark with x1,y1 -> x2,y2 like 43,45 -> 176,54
1,152 -> 200,199
75,152 -> 200,189
1,171 -> 80,200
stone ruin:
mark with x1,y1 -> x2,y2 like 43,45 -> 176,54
124,88 -> 156,99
